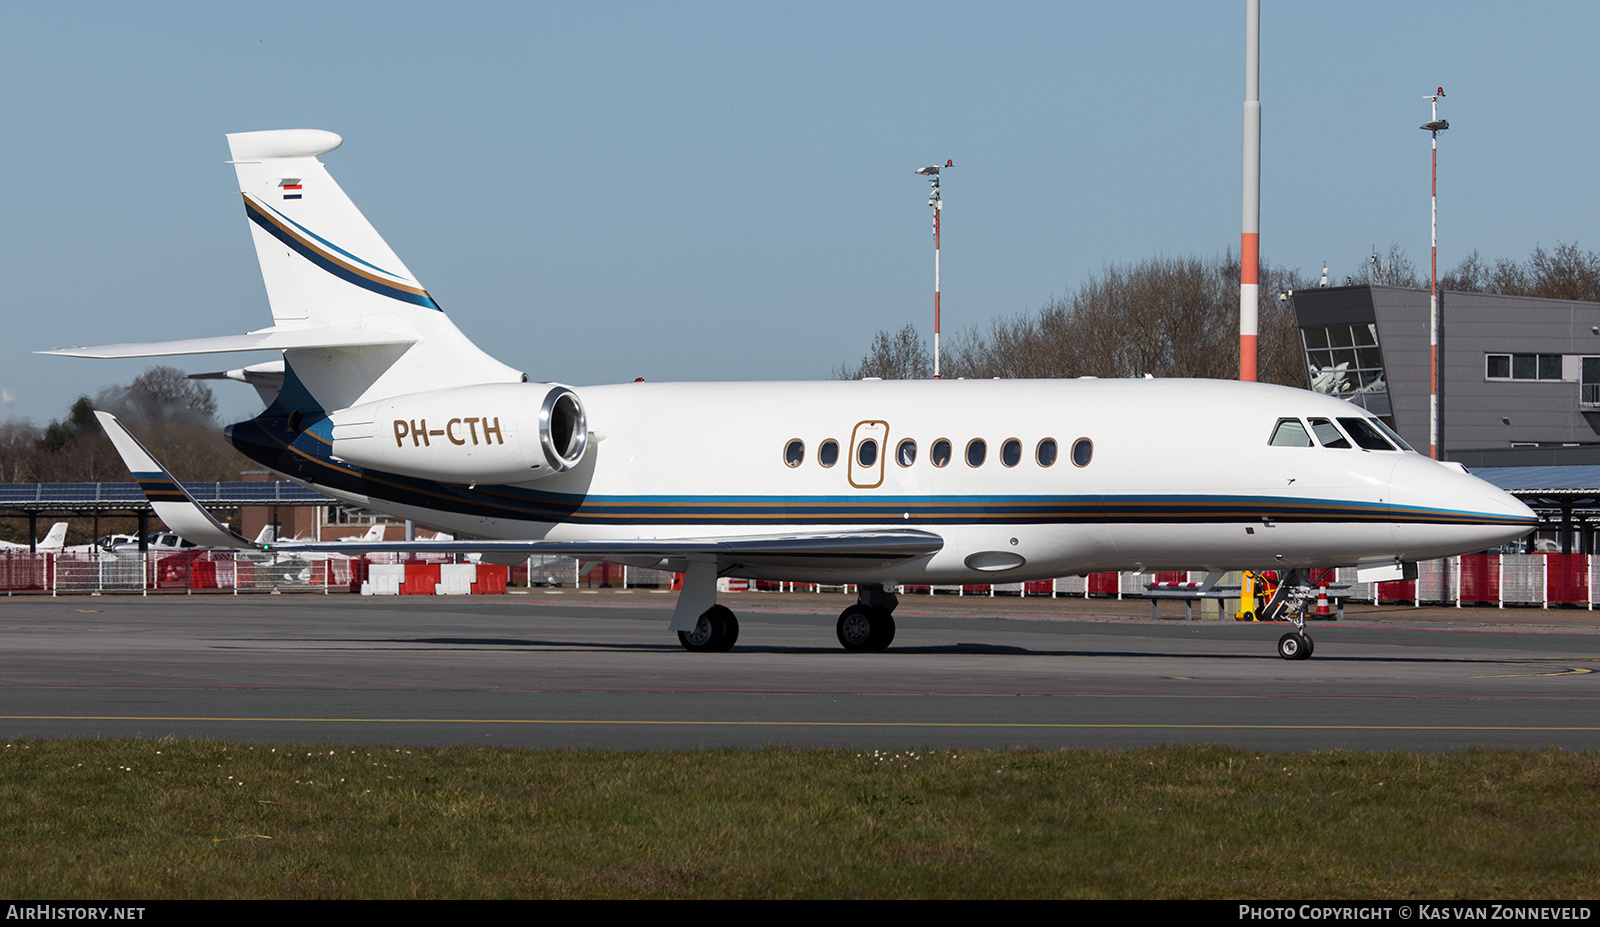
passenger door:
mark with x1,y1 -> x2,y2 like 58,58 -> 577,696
848,420 -> 888,489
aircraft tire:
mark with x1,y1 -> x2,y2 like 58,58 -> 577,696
679,605 -> 739,653
837,605 -> 893,652
1277,631 -> 1312,661
712,607 -> 740,651
869,608 -> 895,650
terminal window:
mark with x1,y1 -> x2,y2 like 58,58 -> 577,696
1301,324 -> 1389,416
1485,353 -> 1562,381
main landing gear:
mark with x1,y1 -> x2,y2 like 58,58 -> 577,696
671,573 -> 903,654
678,604 -> 739,653
836,584 -> 898,652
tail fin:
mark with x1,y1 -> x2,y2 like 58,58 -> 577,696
37,523 -> 68,553
224,130 -> 524,411
227,130 -> 434,325
44,132 -> 524,416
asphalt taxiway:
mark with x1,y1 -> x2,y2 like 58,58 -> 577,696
3,590 -> 1599,751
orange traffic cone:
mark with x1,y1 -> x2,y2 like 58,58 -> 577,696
1314,584 -> 1331,619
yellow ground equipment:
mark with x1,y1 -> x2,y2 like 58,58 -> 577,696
1235,570 -> 1279,621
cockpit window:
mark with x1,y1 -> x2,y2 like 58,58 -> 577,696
1337,417 -> 1396,451
1370,417 -> 1414,452
1268,418 -> 1313,447
1306,417 -> 1351,449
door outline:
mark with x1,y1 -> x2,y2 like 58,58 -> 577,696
849,420 -> 889,489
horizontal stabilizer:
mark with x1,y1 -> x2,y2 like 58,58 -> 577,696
41,327 -> 415,359
94,411 -> 260,549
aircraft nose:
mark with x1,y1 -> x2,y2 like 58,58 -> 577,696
1389,454 -> 1537,560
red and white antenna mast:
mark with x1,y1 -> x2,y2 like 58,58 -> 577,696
915,161 -> 952,378
1239,0 -> 1260,382
1421,87 -> 1449,459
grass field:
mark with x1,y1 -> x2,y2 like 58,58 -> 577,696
2,740 -> 1596,899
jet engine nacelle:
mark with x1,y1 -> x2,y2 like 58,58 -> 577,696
328,383 -> 587,484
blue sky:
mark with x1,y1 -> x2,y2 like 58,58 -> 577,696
3,1 -> 1596,425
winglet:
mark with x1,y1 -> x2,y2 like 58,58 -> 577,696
94,411 -> 261,550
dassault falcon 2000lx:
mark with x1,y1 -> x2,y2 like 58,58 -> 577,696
47,129 -> 1536,660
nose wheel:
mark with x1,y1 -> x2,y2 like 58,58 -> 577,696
1277,631 -> 1313,660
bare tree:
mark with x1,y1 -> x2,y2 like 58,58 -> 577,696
833,323 -> 932,380
1442,242 -> 1600,302
1346,243 -> 1420,288
16,366 -> 249,485
841,253 -> 1309,389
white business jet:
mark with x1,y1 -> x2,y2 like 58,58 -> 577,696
46,130 -> 1536,659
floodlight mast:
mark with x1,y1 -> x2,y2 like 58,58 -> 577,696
915,162 -> 951,378
1422,88 -> 1449,460
1239,0 -> 1261,382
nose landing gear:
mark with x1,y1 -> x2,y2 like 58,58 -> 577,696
1262,568 -> 1323,660
1277,630 -> 1313,660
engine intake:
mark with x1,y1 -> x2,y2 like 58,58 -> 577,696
328,382 -> 588,484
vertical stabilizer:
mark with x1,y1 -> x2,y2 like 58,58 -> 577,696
224,130 -> 522,410
38,522 -> 68,553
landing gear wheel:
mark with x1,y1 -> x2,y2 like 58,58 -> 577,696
678,605 -> 739,652
1277,631 -> 1312,661
837,605 -> 895,652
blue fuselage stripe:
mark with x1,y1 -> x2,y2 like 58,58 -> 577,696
244,199 -> 441,310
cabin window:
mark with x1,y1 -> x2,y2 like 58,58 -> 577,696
1071,437 -> 1093,467
1001,438 -> 1022,467
1036,438 -> 1058,467
818,439 -> 840,467
966,439 -> 987,468
896,438 -> 917,467
1371,417 -> 1414,451
857,438 -> 879,468
783,439 -> 805,468
931,439 -> 953,468
1337,417 -> 1396,451
1268,418 -> 1313,447
1306,417 -> 1351,449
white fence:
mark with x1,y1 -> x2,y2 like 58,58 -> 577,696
3,551 -> 1595,607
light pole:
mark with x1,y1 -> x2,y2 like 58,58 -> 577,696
915,161 -> 951,378
1421,88 -> 1448,459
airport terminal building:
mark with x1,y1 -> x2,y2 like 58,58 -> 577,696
1294,285 -> 1600,551
1293,285 -> 1600,464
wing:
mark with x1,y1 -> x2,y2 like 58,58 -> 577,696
267,531 -> 943,572
95,412 -> 943,570
95,411 -> 259,549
